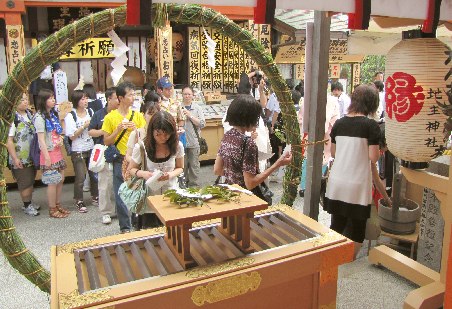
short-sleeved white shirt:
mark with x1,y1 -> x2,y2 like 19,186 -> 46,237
132,141 -> 184,195
65,109 -> 94,152
266,93 -> 281,116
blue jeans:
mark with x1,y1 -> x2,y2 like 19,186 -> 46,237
113,159 -> 131,231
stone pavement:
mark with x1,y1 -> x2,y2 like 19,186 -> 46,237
1,164 -> 416,308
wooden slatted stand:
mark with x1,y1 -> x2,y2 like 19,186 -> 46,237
147,188 -> 268,269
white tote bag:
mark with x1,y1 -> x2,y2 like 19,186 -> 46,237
89,144 -> 107,173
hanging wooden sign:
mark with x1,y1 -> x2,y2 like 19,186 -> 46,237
188,27 -> 202,90
6,25 -> 25,73
228,34 -> 237,93
185,23 -> 267,93
201,27 -> 213,91
211,28 -> 223,92
329,39 -> 348,55
47,7 -> 100,32
233,37 -> 240,93
60,38 -> 115,60
352,63 -> 361,92
248,21 -> 259,71
259,24 -> 272,55
295,64 -> 305,80
329,64 -> 341,79
222,32 -> 231,92
156,25 -> 173,80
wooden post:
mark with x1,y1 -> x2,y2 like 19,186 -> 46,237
303,11 -> 330,220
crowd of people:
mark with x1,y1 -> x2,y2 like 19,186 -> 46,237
7,77 -> 206,234
8,69 -> 391,246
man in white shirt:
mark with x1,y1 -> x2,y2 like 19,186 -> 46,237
331,81 -> 351,119
374,80 -> 385,121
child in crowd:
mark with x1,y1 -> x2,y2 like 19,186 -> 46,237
34,89 -> 69,218
6,93 -> 40,216
65,90 -> 98,213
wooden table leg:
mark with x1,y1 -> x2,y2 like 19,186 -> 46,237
164,223 -> 196,269
221,216 -> 235,237
218,212 -> 255,254
235,215 -> 242,242
181,224 -> 191,262
240,213 -> 253,253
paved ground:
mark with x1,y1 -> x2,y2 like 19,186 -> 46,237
1,164 -> 416,308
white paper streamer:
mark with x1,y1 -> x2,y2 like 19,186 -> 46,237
203,29 -> 216,69
108,30 -> 129,86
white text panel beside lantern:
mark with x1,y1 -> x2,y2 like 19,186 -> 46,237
384,38 -> 451,162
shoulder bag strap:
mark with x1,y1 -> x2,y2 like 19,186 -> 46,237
188,117 -> 201,139
114,111 -> 135,146
241,135 -> 265,188
241,135 -> 249,161
139,141 -> 147,171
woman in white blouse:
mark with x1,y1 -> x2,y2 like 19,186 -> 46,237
128,111 -> 184,228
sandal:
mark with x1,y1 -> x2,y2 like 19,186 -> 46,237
56,202 -> 71,215
49,207 -> 68,218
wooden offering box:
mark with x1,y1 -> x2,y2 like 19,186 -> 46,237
51,205 -> 353,309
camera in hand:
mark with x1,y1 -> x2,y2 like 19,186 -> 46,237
254,70 -> 263,85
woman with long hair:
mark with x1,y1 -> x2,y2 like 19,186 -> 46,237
125,92 -> 161,230
34,89 -> 69,218
128,111 -> 184,228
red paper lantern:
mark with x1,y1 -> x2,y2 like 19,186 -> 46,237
385,36 -> 451,163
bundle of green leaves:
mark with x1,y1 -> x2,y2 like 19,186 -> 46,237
163,186 -> 240,208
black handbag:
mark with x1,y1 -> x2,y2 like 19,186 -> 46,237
241,136 -> 272,205
188,117 -> 208,155
251,182 -> 273,205
105,111 -> 134,163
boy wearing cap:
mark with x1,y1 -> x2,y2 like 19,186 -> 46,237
102,81 -> 146,233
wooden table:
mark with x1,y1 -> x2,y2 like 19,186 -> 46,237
147,189 -> 268,269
